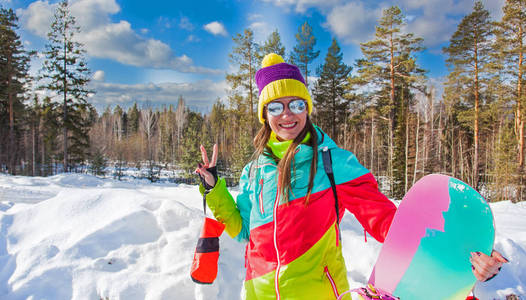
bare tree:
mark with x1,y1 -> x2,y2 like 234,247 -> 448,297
140,106 -> 158,181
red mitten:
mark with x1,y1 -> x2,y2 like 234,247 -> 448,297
190,217 -> 225,284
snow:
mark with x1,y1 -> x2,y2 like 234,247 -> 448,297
0,173 -> 524,299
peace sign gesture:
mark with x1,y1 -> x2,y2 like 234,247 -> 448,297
195,144 -> 219,189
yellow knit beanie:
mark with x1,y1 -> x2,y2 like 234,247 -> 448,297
255,53 -> 312,123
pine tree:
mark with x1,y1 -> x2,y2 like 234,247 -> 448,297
260,30 -> 286,58
40,96 -> 60,175
357,6 -> 425,197
495,0 -> 526,171
312,38 -> 352,141
209,99 -> 230,176
174,96 -> 187,162
210,99 -> 227,144
443,1 -> 493,188
0,7 -> 32,174
392,84 -> 415,198
28,95 -> 41,176
68,101 -> 96,169
39,0 -> 93,172
127,102 -> 140,136
226,29 -> 260,137
491,120 -> 517,201
158,105 -> 175,164
231,130 -> 253,180
291,21 -> 320,89
225,29 -> 259,177
180,110 -> 204,175
90,148 -> 107,176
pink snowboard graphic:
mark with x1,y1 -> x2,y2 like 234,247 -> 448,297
368,174 -> 495,300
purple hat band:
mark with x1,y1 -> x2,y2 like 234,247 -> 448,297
255,63 -> 306,96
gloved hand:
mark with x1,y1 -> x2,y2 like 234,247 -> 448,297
195,144 -> 218,190
198,165 -> 217,190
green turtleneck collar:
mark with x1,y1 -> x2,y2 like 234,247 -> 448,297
267,131 -> 311,159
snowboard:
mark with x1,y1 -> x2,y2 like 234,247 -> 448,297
364,174 -> 495,300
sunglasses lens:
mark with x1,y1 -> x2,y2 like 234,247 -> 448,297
289,100 -> 306,114
267,102 -> 284,116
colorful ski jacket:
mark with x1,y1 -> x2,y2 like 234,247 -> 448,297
202,127 -> 396,300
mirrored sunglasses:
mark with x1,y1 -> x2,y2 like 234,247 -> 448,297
266,99 -> 307,117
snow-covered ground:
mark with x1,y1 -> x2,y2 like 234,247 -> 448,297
0,173 -> 524,299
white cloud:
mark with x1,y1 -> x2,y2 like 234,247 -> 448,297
481,0 -> 505,20
81,20 -> 178,68
247,13 -> 263,21
17,0 -> 219,74
407,16 -> 456,48
321,0 -> 460,47
157,16 -> 174,29
325,2 -> 383,45
88,80 -> 228,113
92,70 -> 105,81
204,21 -> 228,37
250,22 -> 273,43
17,0 -> 55,37
265,0 -> 506,49
399,0 -> 505,47
398,0 -> 501,18
179,16 -> 194,31
262,0 -> 341,13
69,0 -> 120,30
187,35 -> 200,43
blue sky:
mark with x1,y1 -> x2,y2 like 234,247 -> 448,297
2,0 -> 506,112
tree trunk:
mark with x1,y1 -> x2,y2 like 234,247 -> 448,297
405,108 -> 410,193
452,126 -> 456,177
413,108 -> 420,186
425,90 -> 433,173
438,104 -> 443,172
249,44 -> 255,137
474,38 -> 480,188
370,114 -> 375,173
32,119 -> 37,176
306,62 -> 309,90
353,132 -> 358,158
63,34 -> 68,173
516,24 -> 524,168
362,118 -> 367,166
389,31 -> 395,194
332,96 -> 336,139
41,123 -> 45,176
460,133 -> 464,180
7,51 -> 16,175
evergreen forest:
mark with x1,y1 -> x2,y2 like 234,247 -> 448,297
1,1 -> 525,202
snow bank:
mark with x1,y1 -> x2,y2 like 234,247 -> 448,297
0,174 -> 524,299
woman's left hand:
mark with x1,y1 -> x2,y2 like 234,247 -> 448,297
470,250 -> 508,281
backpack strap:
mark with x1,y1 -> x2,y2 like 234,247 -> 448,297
321,146 -> 341,244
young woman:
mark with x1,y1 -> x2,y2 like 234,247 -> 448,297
195,53 -> 507,300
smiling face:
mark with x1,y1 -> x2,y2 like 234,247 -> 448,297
265,96 -> 308,141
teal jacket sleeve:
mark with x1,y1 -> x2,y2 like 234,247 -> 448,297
199,163 -> 252,241
233,164 -> 252,242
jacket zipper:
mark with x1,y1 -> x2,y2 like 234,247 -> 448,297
273,170 -> 282,300
254,163 -> 273,215
258,178 -> 264,214
324,266 -> 340,299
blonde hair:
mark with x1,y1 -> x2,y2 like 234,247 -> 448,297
252,115 -> 318,203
